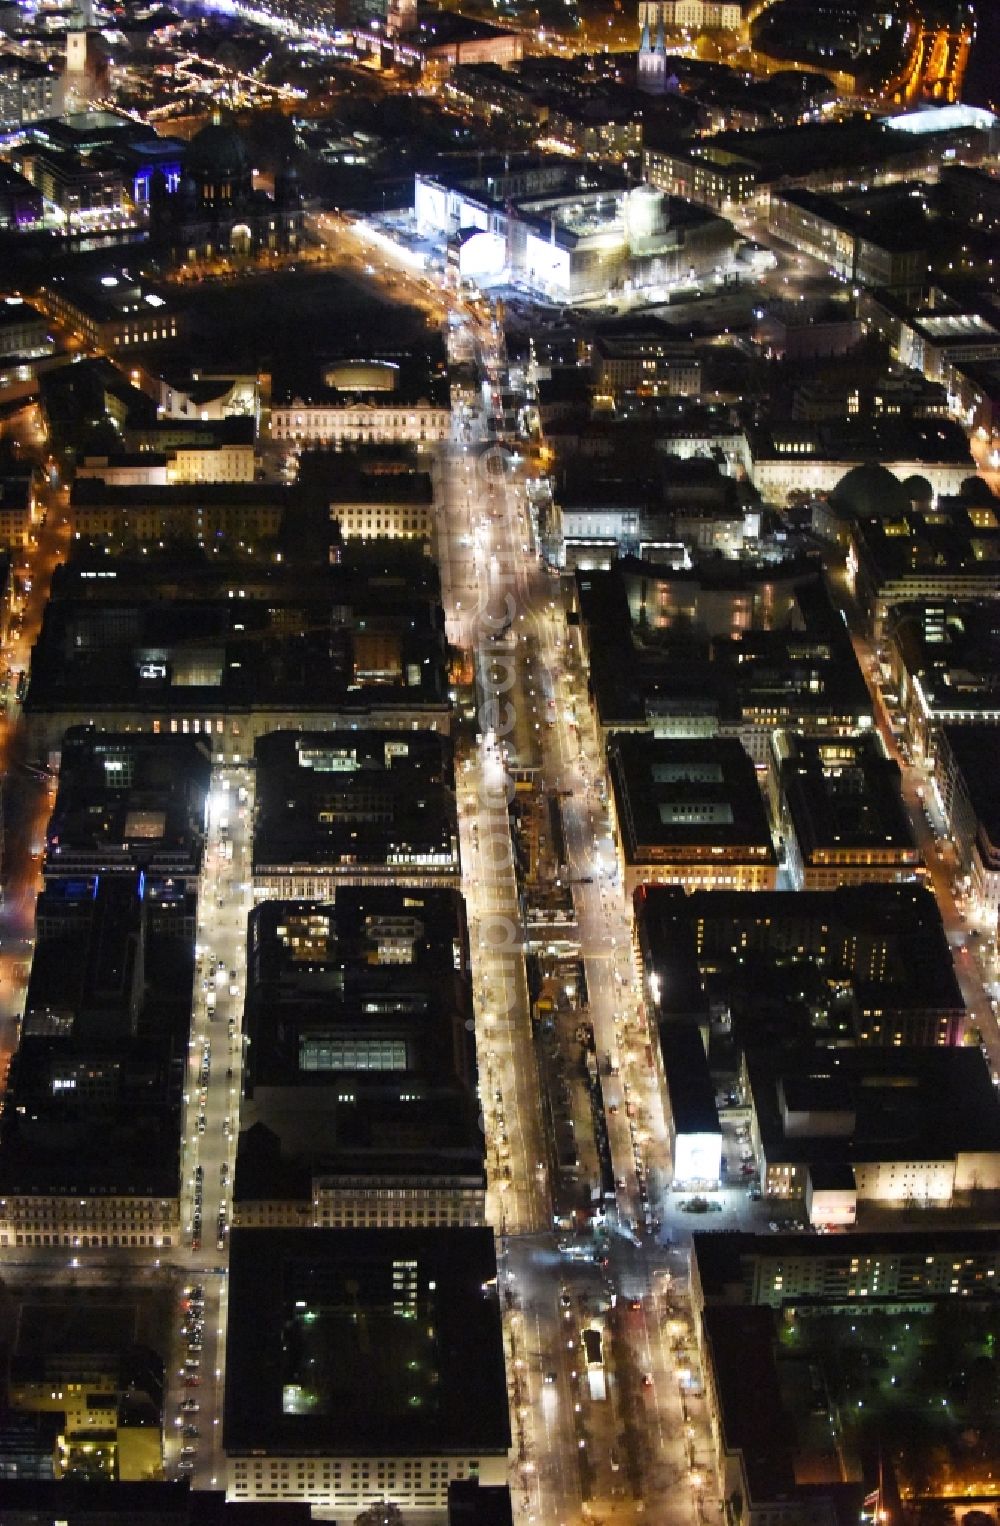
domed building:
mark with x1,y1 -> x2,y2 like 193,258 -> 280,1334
901,473 -> 933,509
959,475 -> 999,508
812,463 -> 911,549
829,463 -> 911,520
183,121 -> 253,211
151,115 -> 302,267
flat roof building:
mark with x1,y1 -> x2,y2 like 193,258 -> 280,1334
235,888 -> 485,1230
749,417 -> 974,506
70,479 -> 287,548
934,724 -> 1000,919
0,1481 -> 313,1521
861,286 -> 1000,393
326,462 -> 436,545
549,455 -> 757,570
768,184 -> 927,293
0,300 -> 51,361
952,355 -> 1000,458
252,730 -> 459,896
7,1302 -> 163,1483
574,559 -> 872,762
693,1211 -> 1000,1524
698,1300 -> 867,1526
24,546 -> 451,761
448,1480 -> 515,1526
38,260 -> 181,350
45,726 -> 211,880
76,429 -> 258,486
592,332 -> 701,401
607,733 -> 775,894
0,472 -> 39,549
223,1227 -> 510,1511
659,1024 -> 722,1189
769,730 -> 920,889
885,601 -> 1000,759
691,1227 -> 1000,1315
644,110 -> 995,214
743,1044 -> 1000,1222
0,872 -> 195,1251
635,882 -> 967,1053
849,506 -> 1000,638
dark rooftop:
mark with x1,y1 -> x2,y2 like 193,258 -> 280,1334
888,602 -> 1000,720
326,468 -> 434,507
660,1024 -> 720,1137
448,1479 -> 515,1526
272,347 -> 450,410
10,1301 -> 148,1386
25,546 -> 449,724
236,889 -> 483,1197
939,724 -> 1000,849
666,113 -> 993,183
414,11 -> 518,47
45,726 -> 211,878
0,1479 -> 313,1521
701,1305 -> 794,1501
634,881 -> 965,1043
252,730 -> 458,878
223,1228 -> 510,1456
71,479 -> 287,513
0,873 -> 193,1199
575,560 -> 870,733
773,730 -> 918,861
755,415 -> 975,467
748,1045 -> 1000,1166
608,733 -> 774,860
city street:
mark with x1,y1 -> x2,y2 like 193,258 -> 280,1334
171,766 -> 254,1489
433,304 -> 723,1526
6,168 -> 997,1525
0,469 -> 72,1088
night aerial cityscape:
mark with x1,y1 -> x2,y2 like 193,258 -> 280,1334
0,0 -> 999,1519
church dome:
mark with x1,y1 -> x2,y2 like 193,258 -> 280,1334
901,473 -> 933,507
184,122 -> 249,181
274,162 -> 302,208
959,475 -> 997,507
830,463 -> 909,519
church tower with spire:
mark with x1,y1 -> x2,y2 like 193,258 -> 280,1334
62,0 -> 97,112
637,4 -> 667,94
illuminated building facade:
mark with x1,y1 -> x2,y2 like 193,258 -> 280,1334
252,730 -> 460,896
638,0 -> 743,29
769,730 -> 921,889
223,1229 -> 510,1511
691,1227 -> 1000,1315
607,732 -> 777,895
234,889 -> 485,1230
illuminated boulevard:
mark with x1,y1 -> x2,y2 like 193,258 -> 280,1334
431,292 -> 724,1525
4,196 -> 1000,1525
